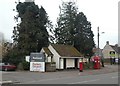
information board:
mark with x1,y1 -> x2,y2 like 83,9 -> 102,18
30,62 -> 45,72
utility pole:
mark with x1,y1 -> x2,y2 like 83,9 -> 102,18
97,26 -> 104,67
97,27 -> 99,56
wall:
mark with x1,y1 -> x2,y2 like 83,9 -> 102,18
45,62 -> 56,72
40,48 -> 52,62
60,58 -> 64,69
66,58 -> 74,68
102,44 -> 118,58
48,45 -> 61,69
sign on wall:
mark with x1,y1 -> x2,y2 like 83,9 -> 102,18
30,62 -> 45,72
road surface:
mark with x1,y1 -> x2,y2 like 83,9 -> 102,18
1,65 -> 119,84
16,72 -> 118,84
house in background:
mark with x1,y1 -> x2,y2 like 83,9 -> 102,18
102,41 -> 120,59
92,48 -> 103,56
40,44 -> 84,70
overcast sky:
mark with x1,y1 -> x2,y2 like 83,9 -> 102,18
0,0 -> 119,48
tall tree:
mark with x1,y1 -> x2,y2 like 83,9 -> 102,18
54,1 -> 95,57
3,1 -> 53,65
13,2 -> 50,54
55,2 -> 78,45
74,12 -> 95,56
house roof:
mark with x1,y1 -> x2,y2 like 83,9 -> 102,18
110,45 -> 120,54
43,47 -> 53,56
51,44 -> 83,57
92,48 -> 103,56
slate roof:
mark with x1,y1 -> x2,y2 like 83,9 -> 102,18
43,47 -> 53,56
51,44 -> 83,57
110,45 -> 120,54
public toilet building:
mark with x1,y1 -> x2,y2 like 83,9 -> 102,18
41,44 -> 84,70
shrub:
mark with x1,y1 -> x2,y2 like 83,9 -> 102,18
104,58 -> 110,64
22,61 -> 30,70
17,62 -> 24,71
83,62 -> 93,69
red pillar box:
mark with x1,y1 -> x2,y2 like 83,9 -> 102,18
79,62 -> 83,72
93,56 -> 101,69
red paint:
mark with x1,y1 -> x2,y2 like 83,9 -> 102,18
79,62 -> 83,72
93,56 -> 101,69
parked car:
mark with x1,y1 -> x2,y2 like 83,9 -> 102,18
0,63 -> 16,71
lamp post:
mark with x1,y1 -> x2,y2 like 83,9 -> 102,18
97,27 -> 100,55
97,27 -> 105,54
97,27 -> 105,67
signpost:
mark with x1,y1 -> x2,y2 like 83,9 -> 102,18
30,53 -> 45,72
30,62 -> 45,72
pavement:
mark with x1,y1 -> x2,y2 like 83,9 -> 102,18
77,64 -> 118,76
1,64 -> 119,85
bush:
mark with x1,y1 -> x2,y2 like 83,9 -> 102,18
17,62 -> 24,71
104,58 -> 110,64
83,62 -> 93,69
22,61 -> 30,70
17,61 -> 30,71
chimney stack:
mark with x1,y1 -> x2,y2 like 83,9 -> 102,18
106,41 -> 109,45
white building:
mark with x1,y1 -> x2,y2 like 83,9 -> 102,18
102,41 -> 120,59
41,44 -> 84,70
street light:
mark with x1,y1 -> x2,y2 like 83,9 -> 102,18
97,27 -> 100,52
97,26 -> 105,67
97,27 -> 105,54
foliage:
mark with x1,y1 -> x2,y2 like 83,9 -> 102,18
17,62 -> 24,70
13,2 -> 50,53
3,47 -> 24,66
83,62 -> 94,69
74,12 -> 95,56
3,1 -> 54,65
54,1 -> 95,57
21,61 -> 30,70
55,2 -> 77,45
17,61 -> 30,70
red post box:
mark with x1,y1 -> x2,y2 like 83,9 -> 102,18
93,56 -> 100,69
79,62 -> 83,72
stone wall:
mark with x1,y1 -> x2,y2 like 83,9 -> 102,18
45,62 -> 56,72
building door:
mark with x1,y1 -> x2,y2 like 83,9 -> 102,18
64,58 -> 66,69
75,58 -> 78,69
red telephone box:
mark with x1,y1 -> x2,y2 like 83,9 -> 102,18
79,62 -> 83,72
93,56 -> 101,69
